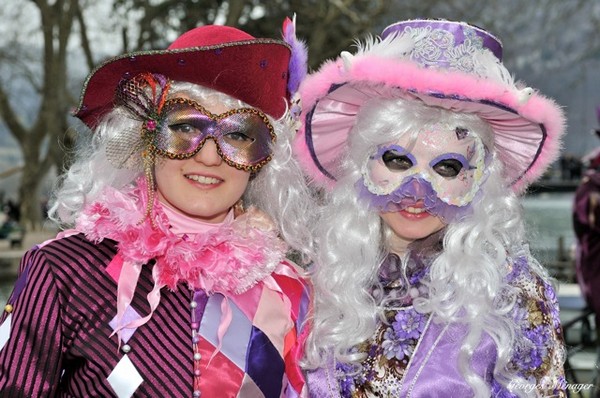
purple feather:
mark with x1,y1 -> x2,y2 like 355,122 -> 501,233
283,16 -> 307,95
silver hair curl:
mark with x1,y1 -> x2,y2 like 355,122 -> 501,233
303,96 -> 556,397
48,81 -> 315,260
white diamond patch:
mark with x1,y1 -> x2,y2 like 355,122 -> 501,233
0,314 -> 12,351
107,354 -> 143,398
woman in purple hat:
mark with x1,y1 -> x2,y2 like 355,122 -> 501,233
0,21 -> 312,397
296,20 -> 566,397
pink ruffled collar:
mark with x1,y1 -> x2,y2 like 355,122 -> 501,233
76,181 -> 287,295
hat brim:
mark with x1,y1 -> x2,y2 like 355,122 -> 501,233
294,55 -> 565,193
74,39 -> 291,128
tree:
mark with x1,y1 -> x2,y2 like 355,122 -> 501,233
112,0 -> 392,68
0,0 -> 85,231
245,0 -> 391,69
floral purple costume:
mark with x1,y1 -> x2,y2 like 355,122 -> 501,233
307,248 -> 565,397
294,19 -> 567,398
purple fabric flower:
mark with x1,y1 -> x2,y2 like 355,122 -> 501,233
543,282 -> 557,303
381,327 -> 414,360
514,325 -> 550,371
511,303 -> 529,325
506,255 -> 528,282
542,282 -> 562,330
525,325 -> 550,349
336,362 -> 357,396
408,266 -> 428,286
393,309 -> 427,340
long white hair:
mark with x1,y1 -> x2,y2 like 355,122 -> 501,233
48,82 -> 314,260
303,96 -> 552,396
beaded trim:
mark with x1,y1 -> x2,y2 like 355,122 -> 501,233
190,291 -> 206,397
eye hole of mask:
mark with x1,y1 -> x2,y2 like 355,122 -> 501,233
223,131 -> 255,145
168,123 -> 199,134
382,149 -> 414,171
432,158 -> 464,178
168,123 -> 256,145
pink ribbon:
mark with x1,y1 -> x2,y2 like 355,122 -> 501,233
111,261 -> 164,347
208,294 -> 233,366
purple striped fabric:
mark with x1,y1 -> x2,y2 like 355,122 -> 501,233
0,233 -> 307,397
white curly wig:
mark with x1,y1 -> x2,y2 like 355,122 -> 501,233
303,96 -> 556,396
47,81 -> 315,261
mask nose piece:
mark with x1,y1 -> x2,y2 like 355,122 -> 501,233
398,176 -> 429,204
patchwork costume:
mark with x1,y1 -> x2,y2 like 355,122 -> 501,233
0,21 -> 310,398
0,194 -> 308,397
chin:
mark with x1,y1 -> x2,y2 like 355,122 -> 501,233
392,225 -> 444,242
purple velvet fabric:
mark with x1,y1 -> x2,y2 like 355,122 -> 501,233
306,321 -> 496,398
306,251 -> 565,397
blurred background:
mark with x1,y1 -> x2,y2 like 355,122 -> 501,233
0,0 -> 599,394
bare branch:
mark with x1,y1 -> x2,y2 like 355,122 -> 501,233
225,0 -> 245,26
75,0 -> 95,70
0,84 -> 27,144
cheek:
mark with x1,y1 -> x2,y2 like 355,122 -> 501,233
154,160 -> 180,188
227,169 -> 251,194
369,163 -> 389,183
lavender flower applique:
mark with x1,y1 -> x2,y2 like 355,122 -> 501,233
381,309 -> 427,361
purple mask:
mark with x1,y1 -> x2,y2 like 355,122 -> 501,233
148,98 -> 275,171
358,126 -> 488,223
357,176 -> 480,223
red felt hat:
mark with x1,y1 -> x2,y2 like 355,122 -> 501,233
73,25 -> 292,128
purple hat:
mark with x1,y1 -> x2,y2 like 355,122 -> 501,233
294,19 -> 566,193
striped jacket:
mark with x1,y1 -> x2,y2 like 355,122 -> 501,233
0,233 -> 309,397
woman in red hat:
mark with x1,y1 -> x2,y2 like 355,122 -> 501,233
0,21 -> 311,398
296,20 -> 567,397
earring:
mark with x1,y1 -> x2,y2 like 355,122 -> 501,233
233,199 -> 245,218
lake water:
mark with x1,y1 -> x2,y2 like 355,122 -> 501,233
522,192 -> 575,263
0,193 -> 577,306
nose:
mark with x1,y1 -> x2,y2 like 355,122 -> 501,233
193,138 -> 223,166
399,176 -> 431,201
